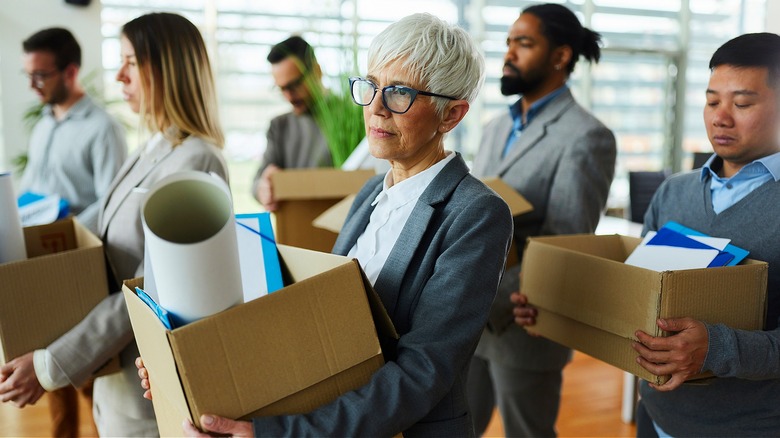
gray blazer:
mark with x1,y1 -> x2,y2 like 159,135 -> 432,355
471,89 -> 616,370
46,135 -> 228,436
252,154 -> 514,437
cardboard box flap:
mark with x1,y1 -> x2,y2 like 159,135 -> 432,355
22,217 -> 77,257
122,280 -> 194,438
312,194 -> 357,234
481,177 -> 533,217
277,244 -> 350,282
271,169 -> 374,201
522,235 -> 666,338
166,261 -> 382,424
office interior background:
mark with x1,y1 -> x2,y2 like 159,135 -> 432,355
0,0 -> 777,215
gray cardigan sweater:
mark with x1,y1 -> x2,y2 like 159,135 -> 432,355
640,168 -> 780,437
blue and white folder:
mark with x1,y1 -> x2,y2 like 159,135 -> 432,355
17,192 -> 68,226
236,212 -> 284,302
624,222 -> 748,271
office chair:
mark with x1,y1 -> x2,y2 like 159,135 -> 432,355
628,170 -> 669,223
692,152 -> 712,169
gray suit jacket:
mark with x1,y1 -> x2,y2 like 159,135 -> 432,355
252,154 -> 513,437
46,135 -> 228,433
251,111 -> 331,201
471,89 -> 616,370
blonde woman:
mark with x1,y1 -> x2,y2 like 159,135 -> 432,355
0,12 -> 228,437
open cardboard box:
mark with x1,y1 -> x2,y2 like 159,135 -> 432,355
271,169 -> 375,253
312,177 -> 533,237
123,244 -> 397,437
521,234 -> 768,385
0,218 -> 110,367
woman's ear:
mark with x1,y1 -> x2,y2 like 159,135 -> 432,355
439,100 -> 470,133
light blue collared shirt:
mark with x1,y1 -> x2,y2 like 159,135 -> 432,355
502,85 -> 568,158
700,151 -> 780,214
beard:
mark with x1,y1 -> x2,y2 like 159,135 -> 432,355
45,77 -> 69,105
500,62 -> 546,96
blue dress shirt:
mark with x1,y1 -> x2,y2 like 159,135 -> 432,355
700,150 -> 780,214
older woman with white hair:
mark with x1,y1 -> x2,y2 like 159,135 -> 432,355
139,12 -> 513,437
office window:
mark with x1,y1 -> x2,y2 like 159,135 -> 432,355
102,0 -> 765,213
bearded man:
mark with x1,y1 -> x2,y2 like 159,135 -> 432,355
467,4 -> 617,437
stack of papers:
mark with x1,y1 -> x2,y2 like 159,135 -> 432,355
624,221 -> 748,272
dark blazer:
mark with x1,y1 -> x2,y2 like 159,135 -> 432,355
252,153 -> 513,437
471,89 -> 617,369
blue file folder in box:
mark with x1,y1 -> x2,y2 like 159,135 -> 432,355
236,212 -> 284,302
137,212 -> 284,328
17,192 -> 69,226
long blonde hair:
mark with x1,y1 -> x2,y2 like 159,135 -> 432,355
121,12 -> 224,148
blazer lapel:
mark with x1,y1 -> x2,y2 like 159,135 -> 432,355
99,140 -> 175,237
372,154 -> 469,317
496,89 -> 575,176
332,182 -> 382,256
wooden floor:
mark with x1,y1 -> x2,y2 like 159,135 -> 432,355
0,351 -> 636,437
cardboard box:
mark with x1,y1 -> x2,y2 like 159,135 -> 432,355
311,177 -> 533,238
123,244 -> 397,437
480,178 -> 533,268
272,169 -> 374,253
521,234 -> 768,384
0,218 -> 109,364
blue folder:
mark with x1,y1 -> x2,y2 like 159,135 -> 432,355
661,221 -> 748,266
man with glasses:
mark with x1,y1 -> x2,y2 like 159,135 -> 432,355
252,36 -> 332,211
467,4 -> 616,437
17,27 -> 126,438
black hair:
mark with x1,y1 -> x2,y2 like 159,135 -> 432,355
523,3 -> 601,74
22,27 -> 81,70
710,32 -> 780,89
267,36 -> 318,73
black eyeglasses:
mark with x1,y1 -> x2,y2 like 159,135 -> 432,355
278,75 -> 306,93
349,76 -> 458,114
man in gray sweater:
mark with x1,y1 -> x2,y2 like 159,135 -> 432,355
629,32 -> 780,436
515,32 -> 780,436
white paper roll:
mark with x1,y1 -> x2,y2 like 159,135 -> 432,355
0,172 -> 27,264
141,171 -> 243,325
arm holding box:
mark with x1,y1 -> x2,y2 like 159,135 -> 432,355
637,173 -> 780,386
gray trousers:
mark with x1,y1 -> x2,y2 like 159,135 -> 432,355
467,356 -> 562,437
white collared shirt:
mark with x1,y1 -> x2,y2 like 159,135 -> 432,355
348,151 -> 455,285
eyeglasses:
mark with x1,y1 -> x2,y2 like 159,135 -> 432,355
278,75 -> 306,93
23,69 -> 60,88
349,76 -> 458,115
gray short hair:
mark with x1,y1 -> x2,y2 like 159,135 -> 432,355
368,13 -> 485,115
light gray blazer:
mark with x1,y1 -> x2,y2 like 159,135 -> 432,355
46,135 -> 228,434
471,89 -> 617,370
252,154 -> 514,437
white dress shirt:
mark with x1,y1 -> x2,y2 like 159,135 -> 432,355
348,151 -> 455,285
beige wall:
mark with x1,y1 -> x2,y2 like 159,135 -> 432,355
0,0 -> 103,174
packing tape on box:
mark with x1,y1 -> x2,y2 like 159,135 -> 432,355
0,172 -> 27,264
141,171 -> 243,326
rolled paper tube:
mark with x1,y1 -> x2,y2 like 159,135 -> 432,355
0,172 -> 27,264
141,171 -> 243,326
